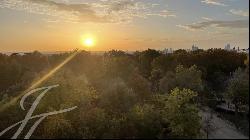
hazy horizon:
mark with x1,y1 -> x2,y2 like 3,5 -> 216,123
0,45 -> 245,54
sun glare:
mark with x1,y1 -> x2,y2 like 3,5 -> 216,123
82,37 -> 95,47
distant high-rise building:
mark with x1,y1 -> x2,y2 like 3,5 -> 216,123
224,44 -> 231,50
168,48 -> 173,54
163,48 -> 173,54
192,44 -> 199,51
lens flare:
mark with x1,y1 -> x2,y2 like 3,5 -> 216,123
0,49 -> 79,112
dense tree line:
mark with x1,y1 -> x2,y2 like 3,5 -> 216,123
0,48 -> 248,138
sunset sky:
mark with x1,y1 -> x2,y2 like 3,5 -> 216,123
0,0 -> 249,52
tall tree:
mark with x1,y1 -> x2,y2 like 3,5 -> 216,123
226,68 -> 249,115
164,88 -> 201,138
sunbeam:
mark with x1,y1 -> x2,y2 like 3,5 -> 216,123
0,49 -> 80,113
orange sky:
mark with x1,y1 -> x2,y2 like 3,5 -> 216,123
0,0 -> 249,52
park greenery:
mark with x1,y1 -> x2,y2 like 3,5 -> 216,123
0,48 -> 248,138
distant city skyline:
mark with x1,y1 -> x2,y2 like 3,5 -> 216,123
0,0 -> 249,52
2,44 -> 249,55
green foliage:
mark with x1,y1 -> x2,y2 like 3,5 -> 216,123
138,49 -> 161,78
175,65 -> 203,92
127,104 -> 163,138
226,68 -> 249,112
164,88 -> 201,138
99,78 -> 137,114
152,55 -> 177,73
127,69 -> 151,100
37,113 -> 75,139
160,65 -> 203,94
0,48 -> 248,139
150,68 -> 163,92
103,55 -> 135,79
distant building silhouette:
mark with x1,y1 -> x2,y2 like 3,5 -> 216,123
163,48 -> 173,54
224,44 -> 231,51
224,43 -> 249,54
237,47 -> 249,54
192,44 -> 199,51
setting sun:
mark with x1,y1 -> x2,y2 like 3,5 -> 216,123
83,38 -> 95,47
